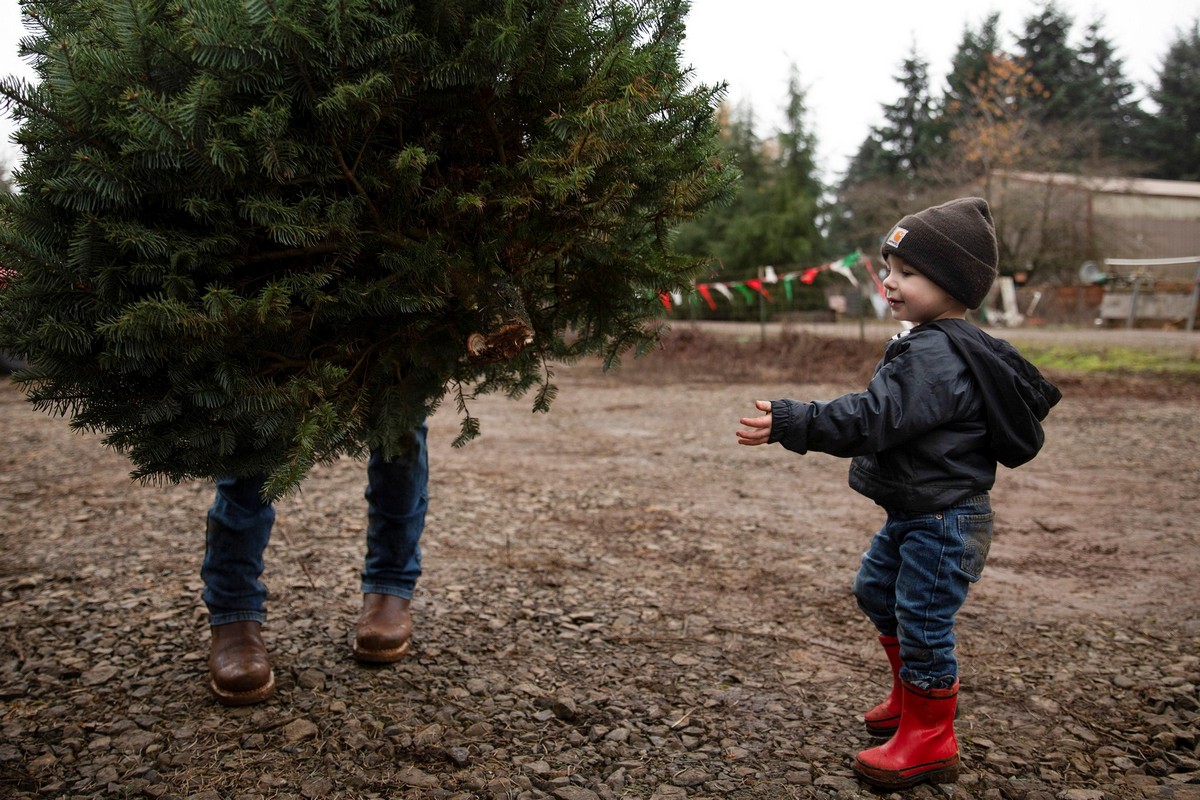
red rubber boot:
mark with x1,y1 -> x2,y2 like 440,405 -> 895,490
854,679 -> 960,789
863,634 -> 902,736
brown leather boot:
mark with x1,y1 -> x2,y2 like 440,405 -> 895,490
208,620 -> 275,706
353,593 -> 412,663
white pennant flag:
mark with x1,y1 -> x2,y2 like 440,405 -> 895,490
829,260 -> 859,287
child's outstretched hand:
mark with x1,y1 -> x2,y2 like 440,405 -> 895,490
736,400 -> 773,446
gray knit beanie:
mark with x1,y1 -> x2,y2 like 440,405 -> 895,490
880,197 -> 999,309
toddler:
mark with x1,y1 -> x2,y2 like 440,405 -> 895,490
736,197 -> 1061,789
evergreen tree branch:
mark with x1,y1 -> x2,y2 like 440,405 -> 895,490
481,95 -> 508,168
240,243 -> 346,265
0,0 -> 733,495
331,144 -> 384,228
0,79 -> 81,138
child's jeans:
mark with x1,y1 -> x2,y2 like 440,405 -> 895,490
852,493 -> 993,689
201,424 -> 428,626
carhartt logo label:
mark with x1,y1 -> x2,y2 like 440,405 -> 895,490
886,227 -> 908,248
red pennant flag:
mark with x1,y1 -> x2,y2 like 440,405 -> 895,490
746,278 -> 772,301
658,292 -> 672,310
862,255 -> 889,299
697,284 -> 717,310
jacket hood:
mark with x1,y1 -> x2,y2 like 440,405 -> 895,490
927,319 -> 1062,468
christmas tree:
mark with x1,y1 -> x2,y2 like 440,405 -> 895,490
0,0 -> 733,497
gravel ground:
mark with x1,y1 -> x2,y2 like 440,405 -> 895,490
1,328 -> 1198,800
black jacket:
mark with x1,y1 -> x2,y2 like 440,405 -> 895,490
769,319 -> 1061,514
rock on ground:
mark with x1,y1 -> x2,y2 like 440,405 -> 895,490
1,331 -> 1197,799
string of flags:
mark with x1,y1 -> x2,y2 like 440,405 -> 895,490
659,251 -> 886,311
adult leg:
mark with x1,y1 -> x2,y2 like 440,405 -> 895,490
202,474 -> 276,705
354,423 -> 428,663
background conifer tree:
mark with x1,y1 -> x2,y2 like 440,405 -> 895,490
942,13 -> 1002,121
874,47 -> 939,180
673,69 -> 827,297
0,0 -> 734,497
1144,20 -> 1200,181
1073,19 -> 1144,165
1014,3 -> 1080,124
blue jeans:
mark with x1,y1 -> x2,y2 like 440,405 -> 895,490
852,494 -> 993,689
201,424 -> 428,626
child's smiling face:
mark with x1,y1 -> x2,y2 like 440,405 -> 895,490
881,255 -> 968,325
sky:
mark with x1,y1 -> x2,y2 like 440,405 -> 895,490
1,0 -> 1198,182
680,0 -> 1200,180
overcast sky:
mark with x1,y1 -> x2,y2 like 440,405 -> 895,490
2,1 -> 1198,182
681,0 -> 1200,180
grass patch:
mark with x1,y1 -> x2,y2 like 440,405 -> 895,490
1022,346 -> 1200,376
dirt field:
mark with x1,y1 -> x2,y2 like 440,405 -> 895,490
1,325 -> 1198,799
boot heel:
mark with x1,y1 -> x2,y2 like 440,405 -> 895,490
922,762 -> 960,785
